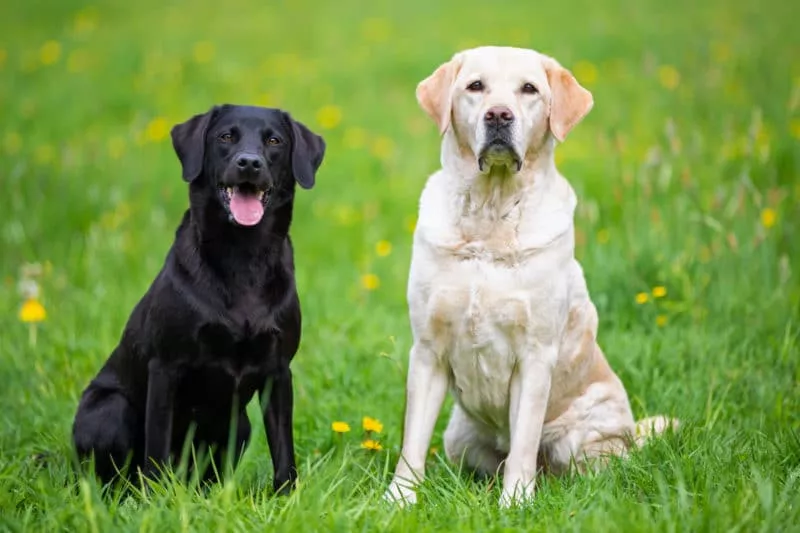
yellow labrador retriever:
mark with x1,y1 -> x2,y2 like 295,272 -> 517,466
385,46 -> 677,507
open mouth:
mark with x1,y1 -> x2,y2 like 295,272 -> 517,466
219,184 -> 269,226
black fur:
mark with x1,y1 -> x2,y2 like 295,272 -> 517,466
72,105 -> 325,493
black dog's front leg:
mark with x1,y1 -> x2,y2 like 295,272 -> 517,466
261,368 -> 297,495
142,358 -> 177,481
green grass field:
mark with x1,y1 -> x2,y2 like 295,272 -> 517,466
1,0 -> 799,530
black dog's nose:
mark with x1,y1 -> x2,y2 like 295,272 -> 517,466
235,154 -> 265,173
484,106 -> 514,126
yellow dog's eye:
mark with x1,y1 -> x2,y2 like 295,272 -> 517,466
219,132 -> 233,143
466,80 -> 484,92
521,83 -> 538,94
267,137 -> 281,146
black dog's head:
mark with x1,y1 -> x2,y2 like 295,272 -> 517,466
171,105 -> 325,227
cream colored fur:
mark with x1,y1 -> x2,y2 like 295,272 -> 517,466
385,46 -> 677,508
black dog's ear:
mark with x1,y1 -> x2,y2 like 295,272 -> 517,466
287,116 -> 326,189
170,106 -> 219,182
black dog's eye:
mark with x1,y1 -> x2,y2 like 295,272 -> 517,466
521,83 -> 538,94
466,80 -> 484,92
266,137 -> 281,146
218,132 -> 234,143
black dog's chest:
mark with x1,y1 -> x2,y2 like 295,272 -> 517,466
205,337 -> 273,380
196,312 -> 280,373
177,320 -> 280,408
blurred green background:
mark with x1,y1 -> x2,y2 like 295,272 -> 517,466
1,0 -> 799,530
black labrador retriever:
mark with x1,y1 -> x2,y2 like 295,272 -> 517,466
72,104 -> 325,494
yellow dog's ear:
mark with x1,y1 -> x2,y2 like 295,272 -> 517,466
416,53 -> 463,135
545,59 -> 594,142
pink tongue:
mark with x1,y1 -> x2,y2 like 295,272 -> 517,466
229,190 -> 264,226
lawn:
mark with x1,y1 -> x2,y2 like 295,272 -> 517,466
1,0 -> 799,530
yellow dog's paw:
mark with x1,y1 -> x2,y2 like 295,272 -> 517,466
383,479 -> 418,507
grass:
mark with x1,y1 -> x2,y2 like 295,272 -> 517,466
1,0 -> 799,530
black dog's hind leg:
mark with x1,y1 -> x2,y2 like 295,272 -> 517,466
73,382 -> 142,486
261,368 -> 297,495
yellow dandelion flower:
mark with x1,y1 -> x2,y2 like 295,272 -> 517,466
658,65 -> 680,90
429,447 -> 439,456
331,421 -> 351,433
145,117 -> 170,143
791,119 -> 800,140
655,315 -> 668,327
652,286 -> 667,298
192,41 -> 215,64
316,105 -> 342,130
572,60 -> 598,86
596,229 -> 610,244
635,292 -> 649,304
360,439 -> 383,451
39,40 -> 62,66
361,273 -> 380,291
375,240 -> 392,257
19,298 -> 46,323
760,208 -> 776,229
370,136 -> 394,160
3,132 -> 22,155
362,416 -> 384,433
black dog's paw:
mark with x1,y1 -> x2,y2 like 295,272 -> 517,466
137,458 -> 175,490
272,475 -> 297,496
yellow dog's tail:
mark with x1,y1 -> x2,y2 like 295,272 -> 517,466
634,415 -> 680,447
